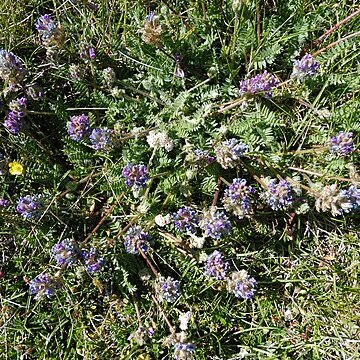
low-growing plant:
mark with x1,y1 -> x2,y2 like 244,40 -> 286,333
1,0 -> 359,359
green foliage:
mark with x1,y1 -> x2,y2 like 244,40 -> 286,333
1,0 -> 360,359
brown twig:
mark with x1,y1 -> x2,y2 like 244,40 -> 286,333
313,8 -> 360,47
82,192 -> 125,244
211,177 -> 223,207
139,249 -> 159,278
312,31 -> 360,56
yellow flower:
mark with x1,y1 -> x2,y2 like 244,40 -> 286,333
8,161 -> 24,175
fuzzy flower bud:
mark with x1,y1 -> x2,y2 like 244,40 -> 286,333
16,195 -> 45,219
291,54 -> 319,79
29,273 -> 59,300
155,276 -> 181,303
81,248 -> 104,273
124,226 -> 152,254
200,209 -> 231,239
0,49 -> 25,84
239,70 -> 279,98
227,270 -> 257,299
147,131 -> 174,152
173,207 -> 200,233
215,138 -> 249,169
52,239 -> 80,267
204,250 -> 229,280
142,12 -> 162,45
173,342 -> 195,360
329,131 -> 355,156
261,178 -> 295,211
122,163 -> 149,190
222,178 -> 255,218
67,114 -> 91,141
89,127 -> 115,151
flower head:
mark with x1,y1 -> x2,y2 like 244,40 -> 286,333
200,209 -> 231,239
52,239 -> 80,267
9,97 -> 27,117
222,178 -> 255,218
36,14 -> 57,39
227,270 -> 257,299
239,70 -> 279,97
204,250 -> 229,280
262,178 -> 295,211
315,183 -> 356,216
142,12 -> 162,45
80,46 -> 96,60
81,248 -> 104,273
0,198 -> 9,207
147,131 -> 174,152
102,67 -> 116,85
329,131 -> 355,156
155,276 -> 181,303
16,195 -> 44,219
89,127 -> 114,151
124,226 -> 152,254
4,111 -> 25,134
67,114 -> 91,141
128,326 -> 153,346
173,207 -> 200,233
29,273 -> 58,300
122,163 -> 149,190
339,186 -> 360,213
173,342 -> 195,360
36,14 -> 63,46
291,54 -> 319,79
8,161 -> 24,175
0,49 -> 25,84
215,138 -> 249,169
185,149 -> 215,171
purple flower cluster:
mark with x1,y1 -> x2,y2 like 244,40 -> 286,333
185,149 -> 215,171
338,186 -> 360,213
0,49 -> 25,84
29,273 -> 58,300
329,131 -> 355,156
4,97 -> 27,134
89,127 -> 114,151
239,70 -> 279,97
122,163 -> 149,190
200,209 -> 231,239
82,248 -> 104,274
215,138 -> 249,169
156,276 -> 181,303
174,343 -> 195,360
67,114 -> 91,142
51,239 -> 80,267
204,250 -> 229,280
80,47 -> 97,60
26,84 -> 43,100
227,270 -> 257,299
262,178 -> 295,211
124,226 -> 152,254
222,178 -> 255,218
291,54 -> 319,79
0,198 -> 9,207
173,206 -> 200,233
194,149 -> 215,164
35,14 -> 58,41
16,195 -> 45,219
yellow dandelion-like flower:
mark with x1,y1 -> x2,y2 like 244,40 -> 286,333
8,161 -> 24,175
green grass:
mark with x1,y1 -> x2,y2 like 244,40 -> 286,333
1,0 -> 360,359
